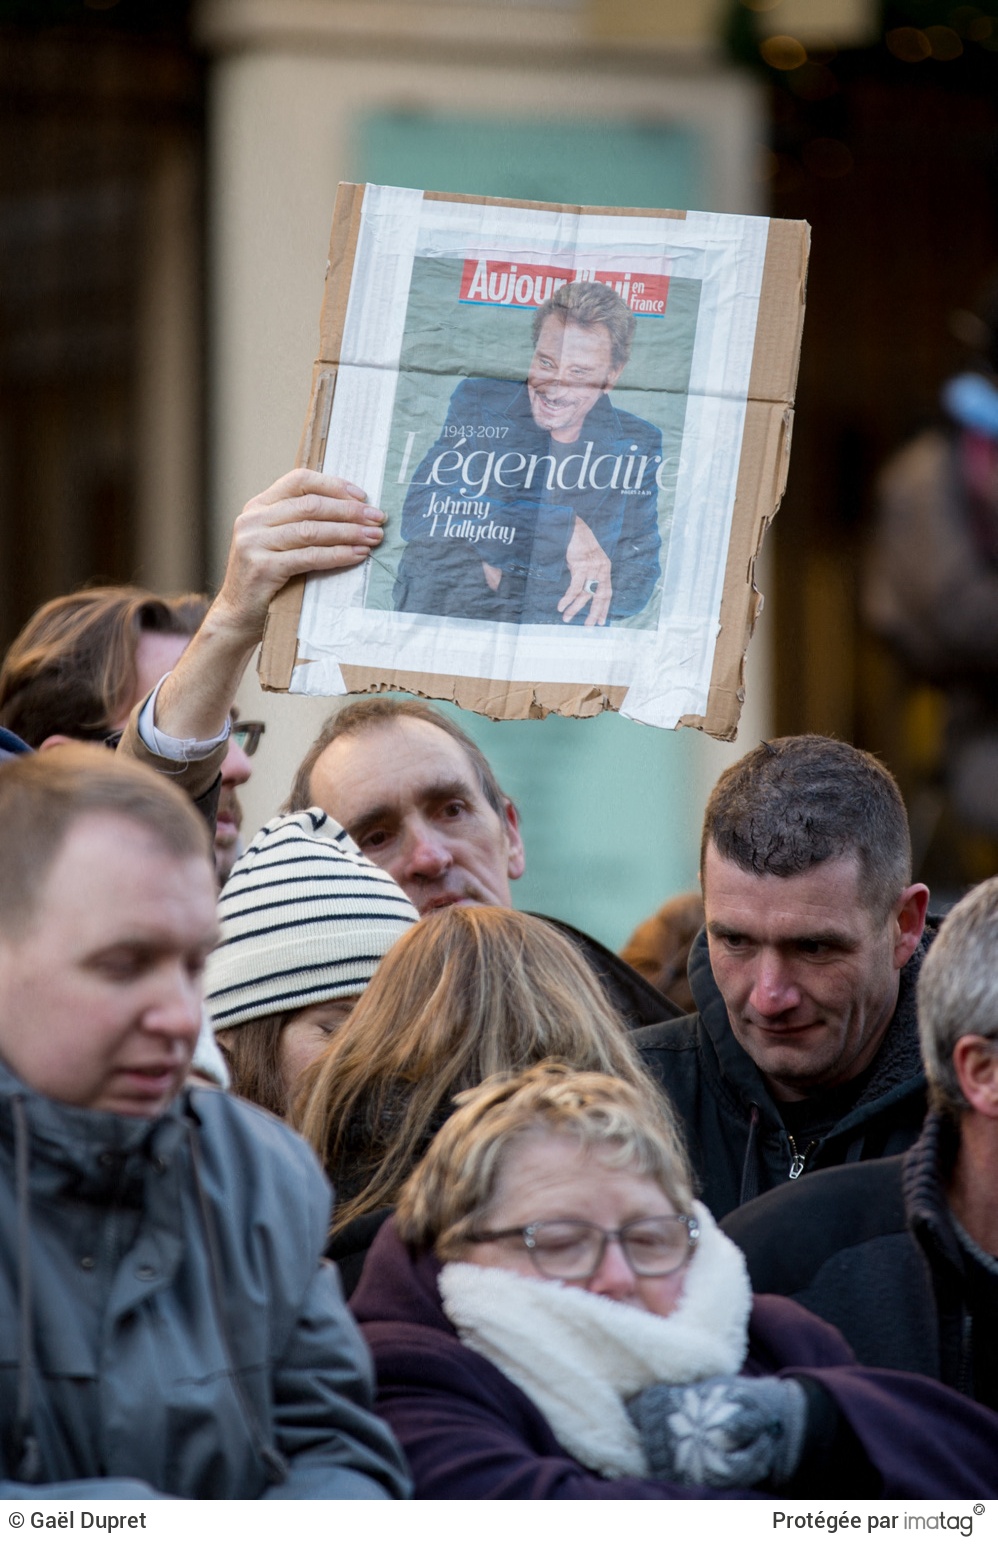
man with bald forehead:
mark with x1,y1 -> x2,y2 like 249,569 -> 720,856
0,748 -> 408,1500
288,696 -> 681,1032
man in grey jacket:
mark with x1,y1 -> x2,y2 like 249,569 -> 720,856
0,746 -> 410,1500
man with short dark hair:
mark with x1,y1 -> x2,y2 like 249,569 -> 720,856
394,279 -> 663,627
290,697 -> 679,1031
0,747 -> 409,1499
724,876 -> 998,1410
636,735 -> 932,1218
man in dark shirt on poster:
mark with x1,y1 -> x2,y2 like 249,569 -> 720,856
394,280 -> 664,628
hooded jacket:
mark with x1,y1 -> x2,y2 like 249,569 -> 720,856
351,1216 -> 998,1499
0,1063 -> 410,1499
635,925 -> 934,1219
540,914 -> 681,1032
723,1110 -> 998,1410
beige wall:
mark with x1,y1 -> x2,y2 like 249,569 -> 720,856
587,0 -> 876,47
197,0 -> 775,843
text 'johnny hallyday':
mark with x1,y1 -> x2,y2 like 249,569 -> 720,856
397,432 -> 670,544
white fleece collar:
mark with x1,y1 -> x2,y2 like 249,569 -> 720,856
439,1201 -> 751,1479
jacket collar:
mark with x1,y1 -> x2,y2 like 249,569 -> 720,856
0,1058 -> 189,1198
350,1216 -> 451,1332
903,1108 -> 965,1275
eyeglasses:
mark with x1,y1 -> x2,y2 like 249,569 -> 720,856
467,1214 -> 699,1281
231,720 -> 265,756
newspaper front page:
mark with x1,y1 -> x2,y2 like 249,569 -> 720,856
263,185 -> 808,736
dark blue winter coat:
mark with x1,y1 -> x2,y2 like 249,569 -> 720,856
394,378 -> 663,625
351,1216 -> 998,1500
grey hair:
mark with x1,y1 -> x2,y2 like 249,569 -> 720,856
917,877 -> 998,1117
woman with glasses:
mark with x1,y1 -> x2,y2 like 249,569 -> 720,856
350,1064 -> 998,1499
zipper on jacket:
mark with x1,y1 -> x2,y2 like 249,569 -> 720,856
787,1134 -> 818,1180
957,1309 -> 974,1398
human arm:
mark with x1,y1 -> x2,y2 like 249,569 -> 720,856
740,1293 -> 998,1499
626,1375 -> 809,1490
262,1259 -> 410,1500
116,684 -> 227,803
153,470 -> 384,744
186,1095 -> 408,1499
557,413 -> 663,625
115,469 -> 383,797
607,469 -> 663,618
795,1365 -> 998,1500
557,517 -> 613,626
627,1372 -> 896,1498
399,381 -> 532,570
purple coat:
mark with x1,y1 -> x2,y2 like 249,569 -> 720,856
351,1218 -> 998,1500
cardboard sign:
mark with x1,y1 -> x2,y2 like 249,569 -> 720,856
261,184 -> 809,737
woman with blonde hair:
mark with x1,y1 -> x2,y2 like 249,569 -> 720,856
350,1064 -> 998,1499
294,905 -> 665,1291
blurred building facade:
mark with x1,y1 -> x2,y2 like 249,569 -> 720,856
3,0 -> 998,922
0,10 -> 204,629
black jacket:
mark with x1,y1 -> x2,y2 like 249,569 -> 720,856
538,915 -> 681,1032
722,1111 -> 998,1410
634,925 -> 934,1219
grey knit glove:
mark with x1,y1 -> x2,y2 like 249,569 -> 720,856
626,1375 -> 809,1490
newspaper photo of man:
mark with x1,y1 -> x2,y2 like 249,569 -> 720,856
393,281 -> 665,628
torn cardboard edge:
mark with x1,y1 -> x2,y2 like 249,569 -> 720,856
260,185 -> 809,740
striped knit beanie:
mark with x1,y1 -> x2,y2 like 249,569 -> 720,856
205,807 -> 419,1032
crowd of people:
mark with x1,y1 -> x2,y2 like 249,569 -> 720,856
0,461 -> 997,1500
